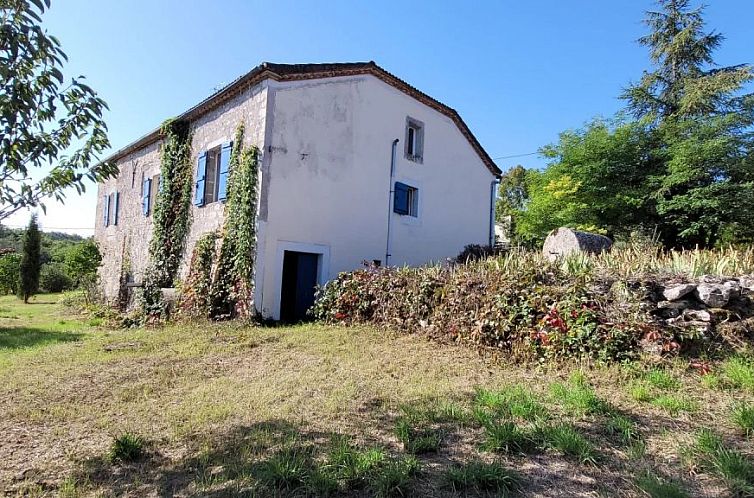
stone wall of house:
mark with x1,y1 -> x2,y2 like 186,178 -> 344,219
94,82 -> 269,303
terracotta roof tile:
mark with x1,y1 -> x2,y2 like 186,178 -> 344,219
103,62 -> 500,176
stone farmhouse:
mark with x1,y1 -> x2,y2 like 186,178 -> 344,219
94,62 -> 501,321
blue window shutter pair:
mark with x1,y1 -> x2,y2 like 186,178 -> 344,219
394,182 -> 410,215
194,152 -> 207,206
217,142 -> 232,202
113,192 -> 120,225
142,178 -> 152,215
103,195 -> 110,226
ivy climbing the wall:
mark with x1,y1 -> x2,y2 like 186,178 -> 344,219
208,124 -> 259,319
142,119 -> 193,316
179,230 -> 217,317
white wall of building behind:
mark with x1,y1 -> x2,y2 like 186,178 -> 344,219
256,75 -> 495,319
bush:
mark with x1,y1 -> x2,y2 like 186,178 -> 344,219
39,263 -> 74,293
0,253 -> 20,295
311,250 -> 662,363
312,246 -> 754,362
454,244 -> 505,264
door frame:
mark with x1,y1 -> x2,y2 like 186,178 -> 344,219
273,240 -> 330,320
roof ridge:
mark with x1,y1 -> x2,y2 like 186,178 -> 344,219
101,62 -> 500,176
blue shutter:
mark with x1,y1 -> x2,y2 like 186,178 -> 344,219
103,194 -> 110,227
113,192 -> 120,225
194,152 -> 207,206
217,142 -> 232,202
394,182 -> 409,215
142,178 -> 152,215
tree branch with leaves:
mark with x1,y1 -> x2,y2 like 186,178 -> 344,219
0,0 -> 116,221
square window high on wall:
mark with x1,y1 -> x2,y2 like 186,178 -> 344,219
405,117 -> 424,163
394,182 -> 419,217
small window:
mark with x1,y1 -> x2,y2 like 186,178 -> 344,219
404,117 -> 424,163
204,147 -> 220,205
103,194 -> 110,227
111,192 -> 120,226
394,182 -> 418,217
151,174 -> 160,209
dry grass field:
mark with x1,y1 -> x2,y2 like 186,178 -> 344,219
1,294 -> 752,497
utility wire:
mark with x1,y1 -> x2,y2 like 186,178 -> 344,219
492,151 -> 539,160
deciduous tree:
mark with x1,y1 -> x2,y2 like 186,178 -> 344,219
0,0 -> 116,220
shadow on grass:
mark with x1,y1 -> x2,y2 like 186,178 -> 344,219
76,420 -> 345,497
71,414 -> 640,497
0,326 -> 83,350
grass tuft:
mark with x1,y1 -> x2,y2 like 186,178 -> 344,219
630,382 -> 654,402
550,373 -> 611,416
443,460 -> 520,495
721,357 -> 754,393
108,432 -> 146,463
644,369 -> 681,390
369,455 -> 419,498
325,436 -> 385,486
691,429 -> 754,497
634,470 -> 689,498
606,414 -> 642,447
474,385 -> 549,422
435,401 -> 472,425
538,424 -> 598,465
731,402 -> 754,437
394,419 -> 441,455
255,445 -> 314,490
649,394 -> 698,415
480,419 -> 535,454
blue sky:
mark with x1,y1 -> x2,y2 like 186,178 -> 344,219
8,0 -> 753,235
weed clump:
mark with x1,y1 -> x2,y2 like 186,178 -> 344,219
690,429 -> 754,496
108,432 -> 146,463
549,373 -> 611,417
443,460 -> 520,495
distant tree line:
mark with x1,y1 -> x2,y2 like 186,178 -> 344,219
0,217 -> 101,300
498,0 -> 754,249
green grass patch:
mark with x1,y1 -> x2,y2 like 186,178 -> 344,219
394,418 -> 441,455
480,419 -> 535,454
720,357 -> 754,393
691,429 -> 754,497
630,381 -> 697,415
731,402 -> 754,437
435,400 -> 472,425
255,445 -> 314,490
634,470 -> 689,498
538,424 -> 598,465
643,369 -> 681,390
443,460 -> 520,495
649,394 -> 698,415
108,432 -> 146,463
630,382 -> 654,402
606,414 -> 642,447
474,385 -> 549,421
370,455 -> 419,498
324,436 -> 386,486
550,372 -> 611,416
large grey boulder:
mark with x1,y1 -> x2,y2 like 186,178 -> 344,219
663,284 -> 697,302
695,283 -> 731,308
542,227 -> 613,262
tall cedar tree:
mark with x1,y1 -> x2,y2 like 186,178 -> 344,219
517,1 -> 754,248
622,0 -> 754,247
19,214 -> 41,303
